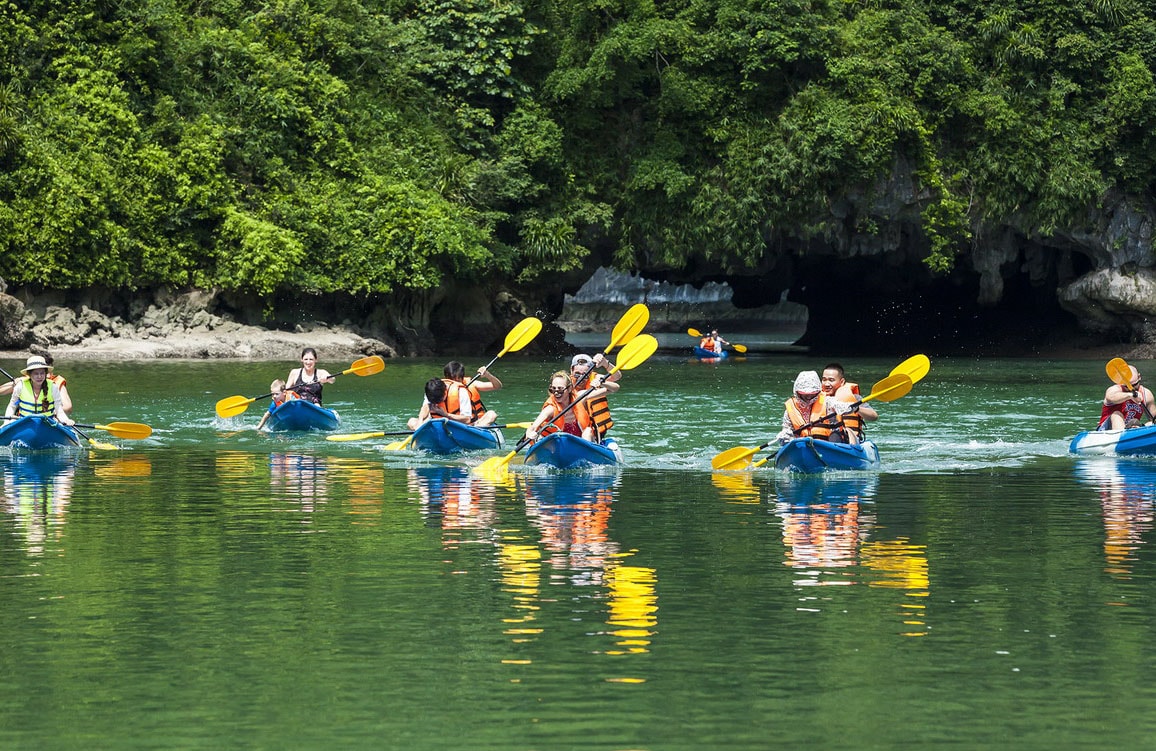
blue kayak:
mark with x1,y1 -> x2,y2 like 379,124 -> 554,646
693,346 -> 727,359
774,437 -> 880,473
263,400 -> 340,432
1069,425 -> 1156,456
0,416 -> 83,449
411,419 -> 504,454
523,432 -> 623,469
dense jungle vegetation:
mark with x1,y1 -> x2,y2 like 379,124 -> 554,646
0,0 -> 1153,301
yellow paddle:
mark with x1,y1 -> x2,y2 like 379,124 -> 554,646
608,304 -> 649,353
474,334 -> 659,476
890,354 -> 931,384
215,355 -> 385,418
687,327 -> 747,354
465,317 -> 543,388
76,421 -> 153,439
327,422 -> 531,443
711,372 -> 914,470
1106,357 -> 1154,421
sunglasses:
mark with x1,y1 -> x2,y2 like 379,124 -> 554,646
548,386 -> 568,394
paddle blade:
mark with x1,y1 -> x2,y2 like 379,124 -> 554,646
1107,357 -> 1132,387
890,354 -> 931,385
86,437 -> 120,451
862,373 -> 914,403
500,317 -> 543,355
95,422 -> 153,439
345,355 -> 386,377
607,304 -> 650,353
731,343 -> 748,353
612,334 -> 659,372
712,445 -> 759,470
476,450 -> 517,475
326,431 -> 387,442
215,395 -> 255,418
385,434 -> 415,451
687,328 -> 702,338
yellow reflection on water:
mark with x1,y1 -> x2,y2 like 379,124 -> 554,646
861,538 -> 931,636
605,560 -> 657,656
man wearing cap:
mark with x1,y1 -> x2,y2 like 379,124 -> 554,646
776,370 -> 858,445
4,355 -> 75,425
1099,365 -> 1155,430
569,352 -> 621,441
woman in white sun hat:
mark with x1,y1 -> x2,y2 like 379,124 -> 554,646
4,355 -> 74,425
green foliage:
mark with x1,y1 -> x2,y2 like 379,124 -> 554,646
1,0 -> 1155,297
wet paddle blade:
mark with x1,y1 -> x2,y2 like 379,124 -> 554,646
614,334 -> 659,370
93,422 -> 153,439
501,317 -> 544,355
606,304 -> 650,353
476,450 -> 518,475
385,433 -> 415,451
687,328 -> 702,338
731,343 -> 748,353
863,373 -> 913,403
711,445 -> 759,470
326,431 -> 387,442
215,395 -> 255,418
1106,357 -> 1132,386
890,354 -> 931,385
344,355 -> 386,377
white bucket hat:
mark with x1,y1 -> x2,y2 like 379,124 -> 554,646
21,355 -> 52,375
793,370 -> 821,395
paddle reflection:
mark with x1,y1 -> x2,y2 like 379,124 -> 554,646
519,472 -> 657,666
0,452 -> 80,556
773,474 -> 930,635
1075,458 -> 1156,577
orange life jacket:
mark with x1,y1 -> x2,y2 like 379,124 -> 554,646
540,393 -> 592,436
573,374 -> 613,438
785,395 -> 833,439
832,382 -> 863,440
442,379 -> 486,424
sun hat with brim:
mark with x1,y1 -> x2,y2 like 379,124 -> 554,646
21,355 -> 52,374
793,370 -> 821,396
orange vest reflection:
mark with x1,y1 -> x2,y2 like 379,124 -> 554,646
2,454 -> 79,556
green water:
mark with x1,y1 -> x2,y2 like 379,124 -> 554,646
2,354 -> 1155,750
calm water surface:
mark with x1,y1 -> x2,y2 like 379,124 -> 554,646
2,354 -> 1155,750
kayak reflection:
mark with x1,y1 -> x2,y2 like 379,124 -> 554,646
0,452 -> 80,556
1075,458 -> 1156,578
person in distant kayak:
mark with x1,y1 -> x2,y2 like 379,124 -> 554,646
256,379 -> 296,430
285,348 -> 334,405
821,363 -> 877,443
699,329 -> 729,356
0,352 -> 73,414
4,355 -> 74,426
1099,365 -> 1155,430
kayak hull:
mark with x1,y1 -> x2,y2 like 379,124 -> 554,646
523,433 -> 623,469
0,416 -> 82,449
1070,425 -> 1156,456
774,438 -> 880,473
693,346 -> 727,359
264,400 -> 340,432
411,419 -> 504,454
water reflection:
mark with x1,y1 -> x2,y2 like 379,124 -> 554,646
0,452 -> 80,556
773,474 -> 930,636
520,472 -> 657,668
773,475 -> 879,582
1075,458 -> 1156,578
408,465 -> 500,541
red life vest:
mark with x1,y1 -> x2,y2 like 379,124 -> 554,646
539,393 -> 591,436
1100,386 -> 1151,427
